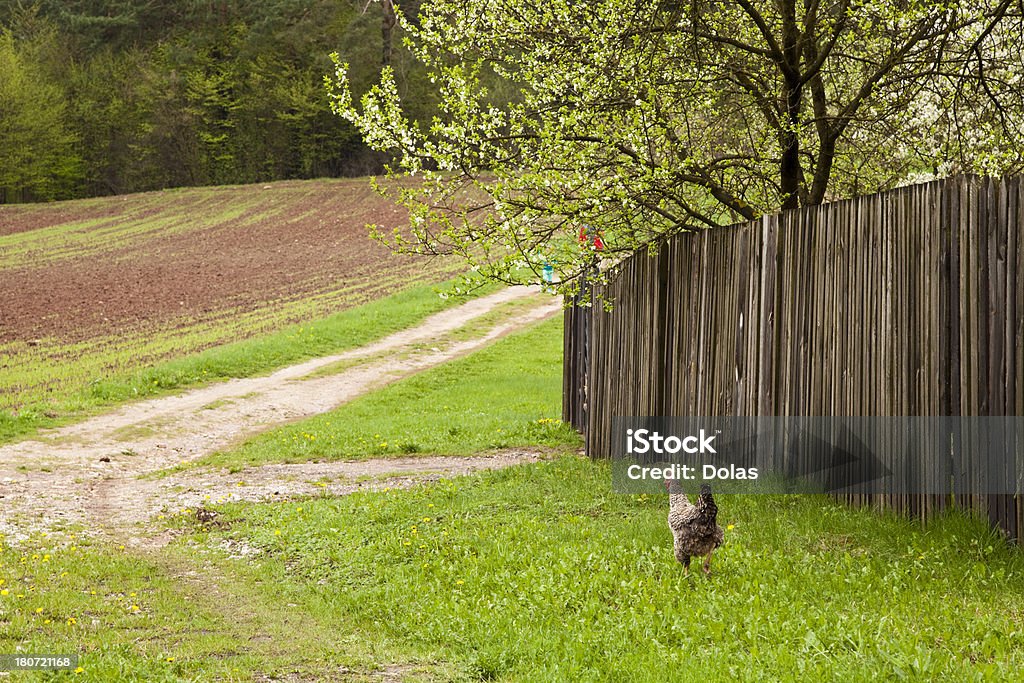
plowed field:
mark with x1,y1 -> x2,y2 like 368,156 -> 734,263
0,179 -> 460,414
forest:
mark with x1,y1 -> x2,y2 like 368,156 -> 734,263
0,0 -> 425,203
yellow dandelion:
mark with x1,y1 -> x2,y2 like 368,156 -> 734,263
403,541 -> 412,546
75,666 -> 84,674
129,592 -> 137,597
422,517 -> 431,523
44,619 -> 51,624
0,589 -> 7,596
727,524 -> 735,531
274,530 -> 281,535
456,580 -> 464,585
131,604 -> 140,612
296,507 -> 303,512
166,657 -> 175,662
35,607 -> 43,613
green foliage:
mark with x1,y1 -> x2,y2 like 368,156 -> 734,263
0,30 -> 81,202
64,48 -> 155,194
196,315 -> 578,469
329,0 -> 1024,293
0,0 -> 435,202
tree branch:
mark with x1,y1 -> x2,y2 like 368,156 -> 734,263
733,0 -> 788,68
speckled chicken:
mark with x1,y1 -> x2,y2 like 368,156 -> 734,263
665,480 -> 724,575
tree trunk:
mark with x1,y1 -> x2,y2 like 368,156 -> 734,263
381,0 -> 397,68
779,0 -> 802,211
780,77 -> 802,211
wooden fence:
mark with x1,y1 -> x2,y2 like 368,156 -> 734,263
564,176 -> 1024,540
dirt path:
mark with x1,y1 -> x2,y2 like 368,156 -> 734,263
0,286 -> 560,543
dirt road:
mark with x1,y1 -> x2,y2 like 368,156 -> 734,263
0,286 -> 560,544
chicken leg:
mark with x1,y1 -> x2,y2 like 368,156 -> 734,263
702,550 -> 714,576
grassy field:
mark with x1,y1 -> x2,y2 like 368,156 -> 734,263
3,313 -> 1023,681
4,463 -> 1023,681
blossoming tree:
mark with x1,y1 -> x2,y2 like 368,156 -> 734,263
329,0 -> 1024,292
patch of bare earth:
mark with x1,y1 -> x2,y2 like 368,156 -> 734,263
0,286 -> 560,544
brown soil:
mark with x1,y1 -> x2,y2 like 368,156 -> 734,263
0,200 -> 115,236
0,180 -> 456,342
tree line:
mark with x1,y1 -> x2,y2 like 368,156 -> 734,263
0,0 -> 428,203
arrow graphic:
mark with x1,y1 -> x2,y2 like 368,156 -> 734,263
785,421 -> 892,493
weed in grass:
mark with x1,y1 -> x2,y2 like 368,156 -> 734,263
0,531 -> 216,680
200,398 -> 234,410
110,424 -> 161,442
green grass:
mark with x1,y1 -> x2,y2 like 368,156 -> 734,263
192,315 -> 580,470
0,533 -> 219,681
299,294 -> 549,380
0,278 -> 495,444
0,531 -> 382,681
180,458 -> 1024,682
9,463 -> 1020,682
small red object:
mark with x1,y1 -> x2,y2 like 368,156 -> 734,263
579,225 -> 604,251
